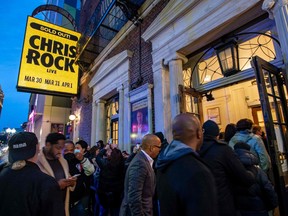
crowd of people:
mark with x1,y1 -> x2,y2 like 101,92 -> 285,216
0,114 -> 279,216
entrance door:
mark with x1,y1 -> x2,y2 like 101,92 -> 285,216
179,85 -> 203,122
251,56 -> 288,216
251,106 -> 265,128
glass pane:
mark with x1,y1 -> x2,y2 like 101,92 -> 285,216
183,68 -> 192,88
266,88 -> 288,182
194,31 -> 277,85
268,96 -> 285,124
111,121 -> 118,144
197,57 -> 222,84
239,32 -> 276,71
271,74 -> 280,97
184,93 -> 199,115
265,75 -> 273,96
264,70 -> 280,97
274,124 -> 288,174
221,48 -> 233,71
185,94 -> 192,113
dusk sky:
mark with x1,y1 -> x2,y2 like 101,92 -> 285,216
0,0 -> 46,130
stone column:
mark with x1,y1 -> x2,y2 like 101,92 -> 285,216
95,99 -> 106,142
117,85 -> 124,150
90,99 -> 97,145
152,60 -> 172,142
122,81 -> 130,151
147,84 -> 153,134
263,0 -> 288,82
165,53 -> 188,120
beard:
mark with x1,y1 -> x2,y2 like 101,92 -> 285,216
44,147 -> 59,160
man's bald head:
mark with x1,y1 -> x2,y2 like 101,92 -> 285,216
172,113 -> 203,150
141,134 -> 161,159
142,134 -> 161,149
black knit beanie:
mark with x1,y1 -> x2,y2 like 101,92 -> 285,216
203,120 -> 220,137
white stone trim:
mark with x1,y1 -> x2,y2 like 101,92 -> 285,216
129,83 -> 153,102
89,50 -> 133,99
142,0 -> 202,41
144,0 -> 261,63
127,83 -> 153,151
89,50 -> 132,146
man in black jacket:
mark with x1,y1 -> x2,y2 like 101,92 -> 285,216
199,120 -> 255,216
156,114 -> 218,216
0,132 -> 64,216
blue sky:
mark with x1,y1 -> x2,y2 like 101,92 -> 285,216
0,0 -> 46,130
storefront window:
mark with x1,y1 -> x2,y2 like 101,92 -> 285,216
105,96 -> 119,144
183,68 -> 192,88
183,30 -> 279,87
199,31 -> 277,84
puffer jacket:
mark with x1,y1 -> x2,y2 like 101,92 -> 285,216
229,130 -> 271,172
234,148 -> 278,214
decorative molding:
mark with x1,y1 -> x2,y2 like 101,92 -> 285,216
128,83 -> 153,103
117,84 -> 124,91
163,52 -> 188,65
262,0 -> 276,18
144,0 -> 261,65
142,0 -> 201,41
88,50 -> 133,88
96,99 -> 106,104
263,0 -> 288,19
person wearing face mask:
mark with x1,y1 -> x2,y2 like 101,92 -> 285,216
71,140 -> 95,216
63,140 -> 95,216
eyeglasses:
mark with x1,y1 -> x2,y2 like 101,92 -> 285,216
153,145 -> 161,149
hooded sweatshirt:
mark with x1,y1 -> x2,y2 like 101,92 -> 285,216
155,140 -> 196,169
155,140 -> 218,216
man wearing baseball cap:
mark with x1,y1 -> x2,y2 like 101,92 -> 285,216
0,132 -> 65,216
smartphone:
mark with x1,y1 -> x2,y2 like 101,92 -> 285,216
108,138 -> 113,145
72,174 -> 81,178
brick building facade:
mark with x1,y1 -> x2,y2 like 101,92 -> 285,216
72,0 -> 169,148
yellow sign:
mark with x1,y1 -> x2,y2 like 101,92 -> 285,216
17,16 -> 81,96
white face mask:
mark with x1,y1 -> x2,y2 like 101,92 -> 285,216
74,149 -> 81,154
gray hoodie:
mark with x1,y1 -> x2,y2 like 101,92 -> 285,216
155,140 -> 197,169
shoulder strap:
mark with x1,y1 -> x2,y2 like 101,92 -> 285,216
244,134 -> 253,144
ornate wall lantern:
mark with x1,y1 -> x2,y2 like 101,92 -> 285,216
215,40 -> 240,77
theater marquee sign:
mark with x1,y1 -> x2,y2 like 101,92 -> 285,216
17,16 -> 81,96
